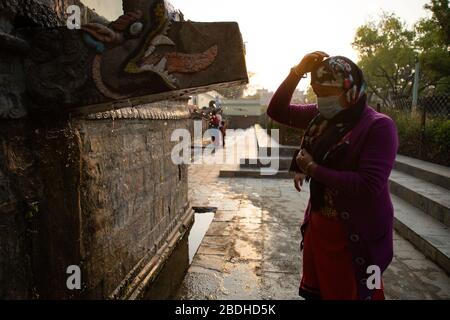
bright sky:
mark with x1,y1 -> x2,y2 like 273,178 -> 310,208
82,0 -> 431,92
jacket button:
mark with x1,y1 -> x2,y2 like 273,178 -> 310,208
356,257 -> 366,265
365,296 -> 372,300
350,234 -> 360,242
340,211 -> 350,220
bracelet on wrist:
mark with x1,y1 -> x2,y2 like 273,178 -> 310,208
305,161 -> 315,176
291,67 -> 303,78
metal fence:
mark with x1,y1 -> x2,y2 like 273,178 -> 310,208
389,94 -> 450,119
378,94 -> 449,166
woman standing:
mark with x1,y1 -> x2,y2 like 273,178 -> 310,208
267,51 -> 398,300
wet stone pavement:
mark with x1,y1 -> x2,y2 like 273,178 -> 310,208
176,130 -> 450,300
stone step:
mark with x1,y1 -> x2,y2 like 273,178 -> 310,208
258,146 -> 298,157
240,157 -> 292,170
394,155 -> 450,190
389,170 -> 450,227
392,194 -> 450,274
219,168 -> 293,179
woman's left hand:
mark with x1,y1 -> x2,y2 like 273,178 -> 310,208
296,149 -> 316,175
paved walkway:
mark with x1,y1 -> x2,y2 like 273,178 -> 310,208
177,129 -> 450,300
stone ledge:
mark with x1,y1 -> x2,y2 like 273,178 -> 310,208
219,169 -> 293,179
395,154 -> 450,190
86,102 -> 191,121
390,170 -> 450,227
240,157 -> 292,170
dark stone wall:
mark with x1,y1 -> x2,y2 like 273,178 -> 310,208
77,115 -> 190,298
0,107 -> 191,299
0,2 -> 107,298
0,120 -> 42,299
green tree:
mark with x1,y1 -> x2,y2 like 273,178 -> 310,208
424,0 -> 450,44
415,0 -> 450,95
352,13 -> 416,106
352,2 -> 450,106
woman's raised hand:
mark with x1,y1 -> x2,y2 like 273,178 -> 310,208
294,51 -> 329,76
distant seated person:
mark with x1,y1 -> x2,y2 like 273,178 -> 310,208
216,111 -> 223,123
209,112 -> 221,146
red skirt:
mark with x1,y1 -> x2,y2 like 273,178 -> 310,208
299,211 -> 385,300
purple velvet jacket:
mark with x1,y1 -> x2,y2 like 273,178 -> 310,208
267,70 -> 399,300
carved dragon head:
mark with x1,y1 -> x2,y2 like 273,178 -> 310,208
83,0 -> 219,96
25,0 -> 247,113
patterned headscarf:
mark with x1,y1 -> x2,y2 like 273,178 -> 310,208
311,56 -> 367,105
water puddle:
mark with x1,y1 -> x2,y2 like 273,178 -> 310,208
189,207 -> 217,263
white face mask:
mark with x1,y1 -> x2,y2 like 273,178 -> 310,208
317,95 -> 344,119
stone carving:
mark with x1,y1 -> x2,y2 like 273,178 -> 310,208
26,29 -> 93,108
0,92 -> 27,119
23,0 -> 248,114
0,0 -> 63,28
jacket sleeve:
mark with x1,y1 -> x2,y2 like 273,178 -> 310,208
267,70 -> 319,130
313,116 -> 399,199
